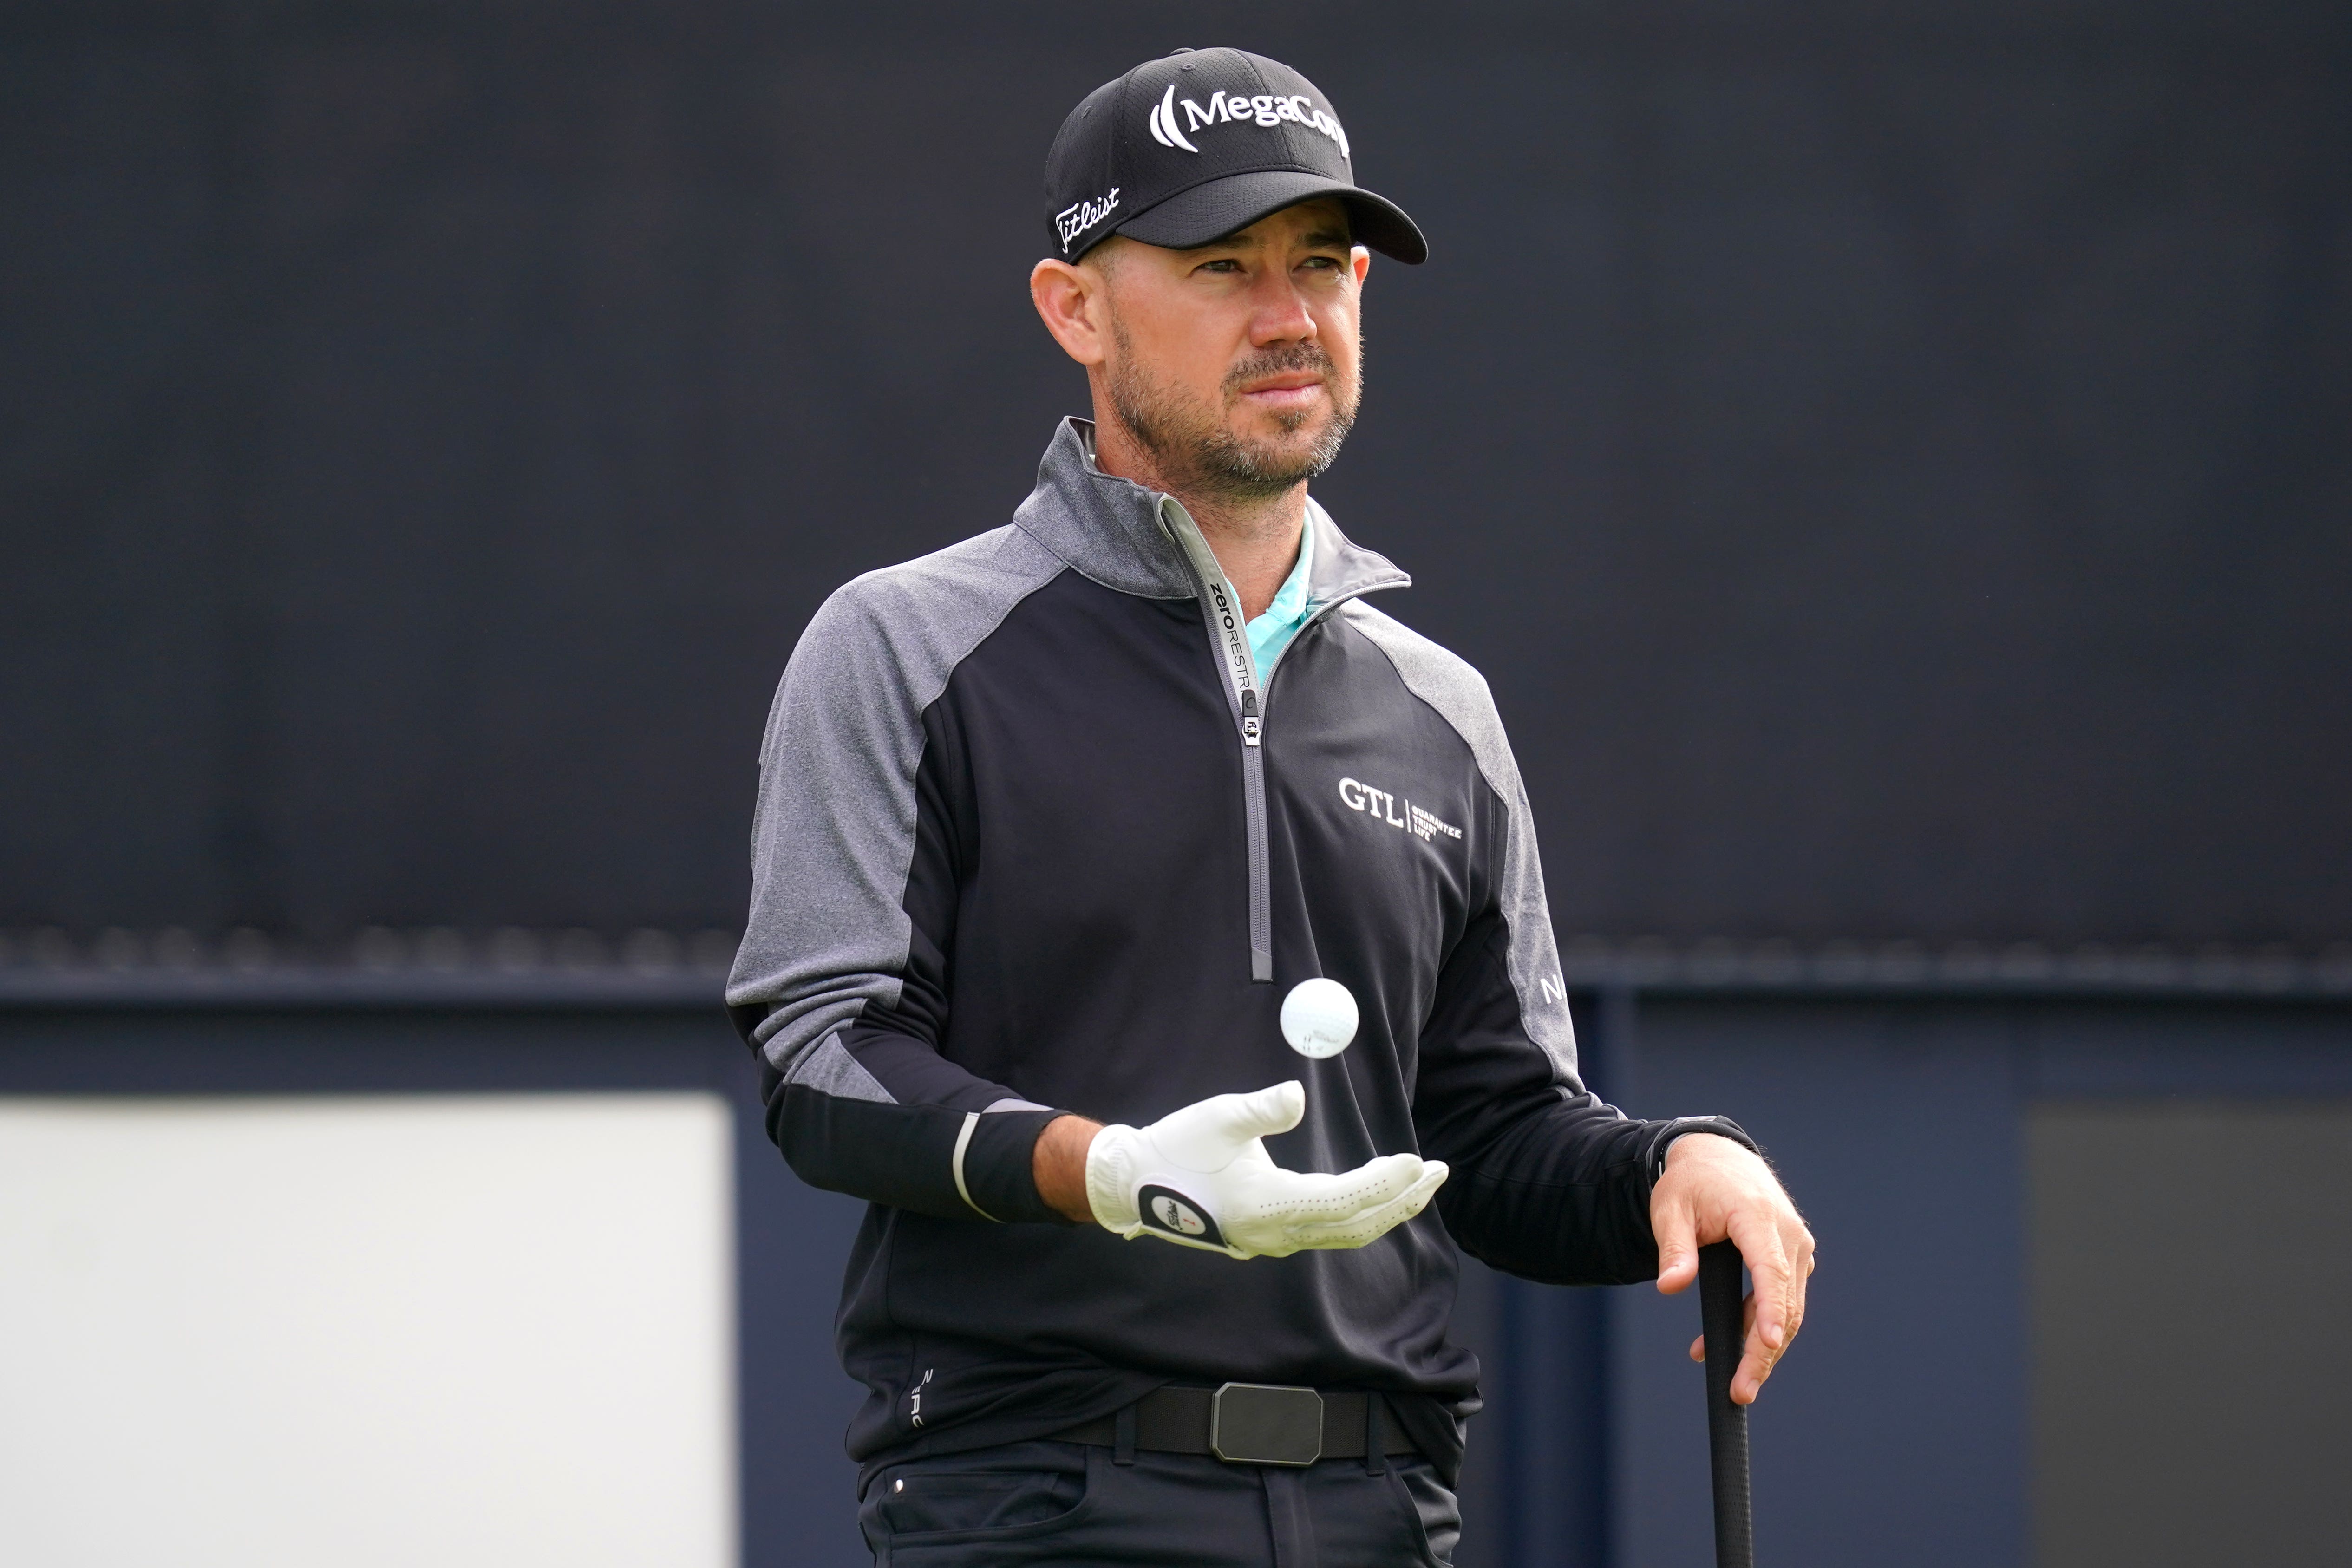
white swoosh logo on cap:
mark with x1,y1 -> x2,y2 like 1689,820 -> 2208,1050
1149,84 -> 1198,153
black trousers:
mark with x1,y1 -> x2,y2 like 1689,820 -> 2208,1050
859,1438 -> 1460,1567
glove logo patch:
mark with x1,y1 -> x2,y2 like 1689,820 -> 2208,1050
1140,1184 -> 1223,1247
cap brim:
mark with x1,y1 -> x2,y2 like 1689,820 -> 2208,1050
1113,169 -> 1427,265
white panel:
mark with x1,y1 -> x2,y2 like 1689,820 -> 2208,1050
0,1095 -> 737,1568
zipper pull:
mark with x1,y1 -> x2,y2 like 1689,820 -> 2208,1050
1240,688 -> 1262,747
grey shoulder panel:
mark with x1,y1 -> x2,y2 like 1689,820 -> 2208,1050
1339,601 -> 1580,1078
727,524 -> 1066,1081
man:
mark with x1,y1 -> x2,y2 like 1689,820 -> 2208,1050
729,46 -> 1814,1566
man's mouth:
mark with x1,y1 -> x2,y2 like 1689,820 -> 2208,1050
1235,372 -> 1326,414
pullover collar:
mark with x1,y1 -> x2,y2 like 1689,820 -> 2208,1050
1013,417 -> 1412,610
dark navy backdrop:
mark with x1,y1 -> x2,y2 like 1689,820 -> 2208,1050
6,1 -> 2349,951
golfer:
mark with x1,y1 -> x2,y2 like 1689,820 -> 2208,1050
729,46 -> 1814,1566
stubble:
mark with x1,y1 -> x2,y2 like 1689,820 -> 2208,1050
1105,316 -> 1363,501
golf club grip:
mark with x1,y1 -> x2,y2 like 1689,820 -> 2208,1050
1699,1240 -> 1754,1568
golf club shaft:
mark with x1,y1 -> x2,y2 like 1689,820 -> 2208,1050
1700,1240 -> 1754,1568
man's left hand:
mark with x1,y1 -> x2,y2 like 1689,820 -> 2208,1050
1649,1133 -> 1816,1405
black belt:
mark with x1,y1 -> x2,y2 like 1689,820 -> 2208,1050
1050,1384 -> 1418,1468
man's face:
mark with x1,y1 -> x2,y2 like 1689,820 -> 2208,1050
1090,198 -> 1370,497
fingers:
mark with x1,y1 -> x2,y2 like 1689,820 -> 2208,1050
1278,1152 -> 1429,1220
1651,1189 -> 1699,1296
1221,1081 -> 1307,1140
1731,1214 -> 1791,1352
1729,1245 -> 1786,1404
1226,1155 -> 1444,1255
1290,1160 -> 1449,1250
1784,1218 -> 1816,1350
1727,1211 -> 1811,1402
1153,1081 -> 1305,1170
1743,1221 -> 1814,1401
1731,1213 -> 1816,1354
1734,1288 -> 1769,1401
1734,1346 -> 1772,1402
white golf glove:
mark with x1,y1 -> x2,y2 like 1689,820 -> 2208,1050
1084,1081 -> 1448,1260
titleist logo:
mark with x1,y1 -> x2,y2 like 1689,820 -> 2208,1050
1056,187 -> 1122,251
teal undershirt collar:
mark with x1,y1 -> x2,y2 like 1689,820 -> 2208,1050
1245,517 -> 1316,680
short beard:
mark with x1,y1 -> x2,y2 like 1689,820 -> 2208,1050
1106,320 -> 1362,500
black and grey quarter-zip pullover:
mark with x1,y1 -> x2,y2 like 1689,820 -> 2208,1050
727,418 -> 1745,1482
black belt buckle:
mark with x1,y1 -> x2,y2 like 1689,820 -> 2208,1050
1209,1383 -> 1324,1466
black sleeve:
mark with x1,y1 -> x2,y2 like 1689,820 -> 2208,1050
732,704 -> 1071,1227
1412,912 -> 1755,1284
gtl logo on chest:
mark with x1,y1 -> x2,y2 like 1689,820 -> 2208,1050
1339,777 -> 1462,844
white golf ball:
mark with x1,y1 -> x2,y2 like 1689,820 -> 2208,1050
1281,977 -> 1359,1059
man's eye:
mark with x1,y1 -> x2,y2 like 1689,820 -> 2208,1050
1199,259 -> 1243,274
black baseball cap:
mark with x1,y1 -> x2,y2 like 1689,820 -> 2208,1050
1044,47 -> 1427,266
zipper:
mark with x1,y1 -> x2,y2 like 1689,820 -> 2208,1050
1156,497 -> 1397,983
1160,497 -> 1276,982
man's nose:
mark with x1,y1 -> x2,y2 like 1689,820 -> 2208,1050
1246,270 -> 1319,347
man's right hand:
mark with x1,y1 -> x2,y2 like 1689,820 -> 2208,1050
1043,1082 -> 1446,1260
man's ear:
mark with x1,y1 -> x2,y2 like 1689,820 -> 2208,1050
1351,246 -> 1371,287
1031,257 -> 1109,367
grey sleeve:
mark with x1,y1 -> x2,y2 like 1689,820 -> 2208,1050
1342,601 -> 1579,1075
726,527 -> 1073,1224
